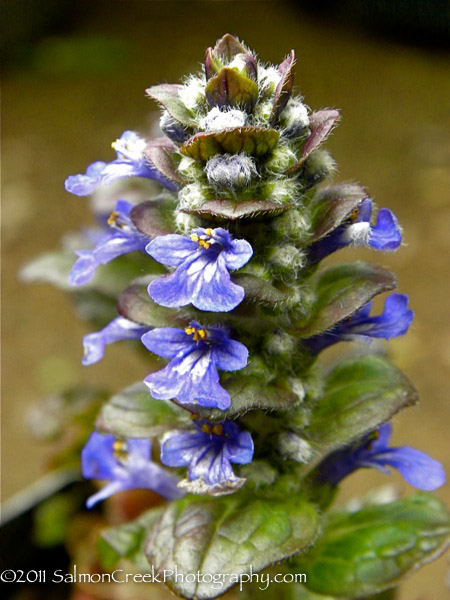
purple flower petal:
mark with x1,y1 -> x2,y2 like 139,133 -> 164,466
82,317 -> 151,366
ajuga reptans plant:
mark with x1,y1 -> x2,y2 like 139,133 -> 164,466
24,35 -> 449,600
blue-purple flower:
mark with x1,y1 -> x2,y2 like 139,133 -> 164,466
82,316 -> 151,366
308,199 -> 402,264
303,293 -> 414,354
316,423 -> 446,491
69,200 -> 149,285
142,322 -> 248,410
82,432 -> 183,508
161,419 -> 254,495
65,131 -> 178,196
146,227 -> 253,312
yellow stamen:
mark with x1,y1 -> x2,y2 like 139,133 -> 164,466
199,239 -> 211,250
107,211 -> 119,227
113,439 -> 128,460
349,208 -> 360,222
201,423 -> 213,435
185,326 -> 209,342
190,234 -> 200,242
205,228 -> 214,237
212,424 -> 224,436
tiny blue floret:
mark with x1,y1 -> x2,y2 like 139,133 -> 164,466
82,432 -> 183,508
142,322 -> 248,410
65,131 -> 178,196
82,316 -> 151,366
146,227 -> 253,312
317,423 -> 446,491
161,419 -> 254,494
304,293 -> 414,354
69,200 -> 149,285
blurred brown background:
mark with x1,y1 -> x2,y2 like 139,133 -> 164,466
2,1 -> 449,598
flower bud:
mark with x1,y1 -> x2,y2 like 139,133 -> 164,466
205,153 -> 257,191
281,98 -> 310,139
200,107 -> 247,132
277,432 -> 313,463
175,211 -> 201,234
177,156 -> 204,181
160,110 -> 190,144
303,150 -> 336,188
178,182 -> 210,210
265,144 -> 298,173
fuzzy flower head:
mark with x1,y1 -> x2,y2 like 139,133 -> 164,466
146,228 -> 253,312
65,131 -> 177,196
304,293 -> 414,354
82,316 -> 151,366
82,432 -> 183,508
142,322 -> 248,410
308,199 -> 402,264
161,419 -> 254,495
317,423 -> 446,491
69,200 -> 149,285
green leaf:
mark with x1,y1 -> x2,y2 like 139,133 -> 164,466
146,493 -> 319,599
304,355 -> 418,448
144,138 -> 183,185
181,127 -> 280,161
20,250 -> 159,297
98,507 -> 164,569
182,198 -> 292,221
131,200 -> 175,237
20,250 -> 79,291
306,184 -> 368,245
117,283 -> 178,327
96,382 -> 190,438
146,83 -> 196,127
294,262 -> 397,337
205,68 -> 259,112
290,494 -> 450,598
234,273 -> 293,306
190,376 -> 300,421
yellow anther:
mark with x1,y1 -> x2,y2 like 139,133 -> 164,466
113,439 -> 128,460
190,234 -> 200,242
205,228 -> 214,237
212,424 -> 224,436
349,208 -> 360,222
185,326 -> 208,342
111,140 -> 120,151
201,423 -> 213,435
199,239 -> 211,250
107,211 -> 120,227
